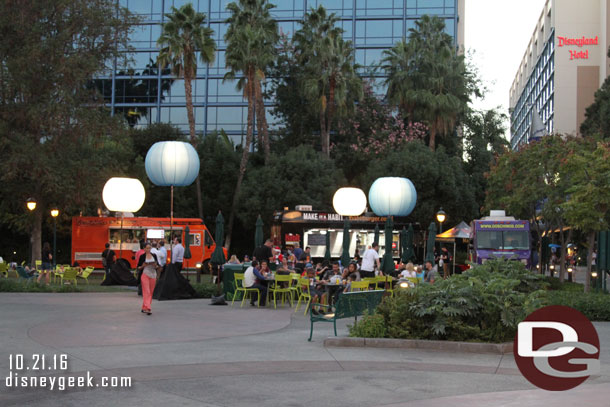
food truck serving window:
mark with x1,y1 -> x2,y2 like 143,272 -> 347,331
477,230 -> 529,250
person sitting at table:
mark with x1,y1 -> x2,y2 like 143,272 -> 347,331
400,262 -> 416,278
259,260 -> 272,277
304,265 -> 326,315
287,252 -> 296,269
321,261 -> 341,281
341,261 -> 361,281
415,265 -> 425,282
243,260 -> 267,306
227,254 -> 241,264
276,257 -> 291,275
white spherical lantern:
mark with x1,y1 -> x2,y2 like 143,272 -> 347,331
368,177 -> 417,217
333,187 -> 367,216
145,141 -> 199,187
102,177 -> 146,213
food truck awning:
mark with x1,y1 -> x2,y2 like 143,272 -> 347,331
436,221 -> 471,242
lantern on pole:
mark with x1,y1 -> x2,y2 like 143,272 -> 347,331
145,141 -> 200,254
102,177 -> 146,258
333,188 -> 367,266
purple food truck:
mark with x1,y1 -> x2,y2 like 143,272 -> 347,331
470,210 -> 531,267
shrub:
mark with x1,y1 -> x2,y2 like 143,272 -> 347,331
0,279 -> 83,293
349,312 -> 386,338
546,291 -> 610,321
192,282 -> 218,298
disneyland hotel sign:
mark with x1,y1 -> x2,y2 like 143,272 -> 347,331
557,35 -> 598,60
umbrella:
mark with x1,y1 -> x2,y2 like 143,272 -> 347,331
400,226 -> 408,264
324,231 -> 331,263
548,243 -> 561,248
425,222 -> 437,263
340,219 -> 351,267
373,224 -> 380,246
210,212 -> 226,294
383,217 -> 395,275
404,224 -> 415,262
254,215 -> 263,249
210,212 -> 226,265
184,226 -> 192,260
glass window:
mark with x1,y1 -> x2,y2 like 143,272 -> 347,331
503,231 -> 529,250
476,231 -> 502,250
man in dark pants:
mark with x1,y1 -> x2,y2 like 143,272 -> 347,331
101,243 -> 115,280
243,260 -> 267,306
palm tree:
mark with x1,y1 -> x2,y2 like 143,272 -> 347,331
294,6 -> 362,157
157,3 -> 216,219
382,15 -> 474,151
223,0 -> 278,250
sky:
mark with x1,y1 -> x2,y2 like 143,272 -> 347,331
464,0 -> 547,136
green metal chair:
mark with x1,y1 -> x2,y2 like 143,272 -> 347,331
16,266 -> 34,283
59,267 -> 78,286
269,274 -> 293,308
295,278 -> 313,315
289,272 -> 300,301
349,281 -> 370,292
77,267 -> 94,284
0,262 -> 8,278
231,273 -> 261,308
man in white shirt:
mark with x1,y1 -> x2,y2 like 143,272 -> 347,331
243,260 -> 267,306
157,240 -> 168,267
172,236 -> 185,272
360,242 -> 380,278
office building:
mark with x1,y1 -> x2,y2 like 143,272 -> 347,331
102,0 -> 464,139
509,0 -> 610,149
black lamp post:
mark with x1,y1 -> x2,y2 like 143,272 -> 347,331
51,208 -> 59,267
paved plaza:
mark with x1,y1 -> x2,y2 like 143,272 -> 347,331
0,292 -> 608,407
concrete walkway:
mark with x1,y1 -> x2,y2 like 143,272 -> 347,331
0,292 -> 608,407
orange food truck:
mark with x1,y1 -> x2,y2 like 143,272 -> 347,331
71,216 -> 218,270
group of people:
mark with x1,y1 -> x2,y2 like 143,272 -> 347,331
101,236 -> 185,315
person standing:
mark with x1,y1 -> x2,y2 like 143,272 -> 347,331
360,242 -> 380,279
253,238 -> 273,263
440,247 -> 451,279
172,236 -> 185,272
292,243 -> 303,262
38,242 -> 52,285
137,243 -> 159,315
157,240 -> 167,268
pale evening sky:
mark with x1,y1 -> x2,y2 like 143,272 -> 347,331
464,0 -> 547,137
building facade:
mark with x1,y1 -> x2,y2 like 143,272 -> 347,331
103,0 -> 464,140
509,0 -> 610,149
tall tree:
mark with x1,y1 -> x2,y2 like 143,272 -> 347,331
580,47 -> 610,139
294,6 -> 363,157
0,0 -> 136,263
157,3 -> 216,220
223,0 -> 278,250
382,16 -> 477,151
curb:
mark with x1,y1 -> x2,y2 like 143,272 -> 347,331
324,337 -> 513,354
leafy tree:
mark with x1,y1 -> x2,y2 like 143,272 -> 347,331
561,140 -> 610,292
363,141 -> 478,226
580,47 -> 610,139
382,16 -> 477,151
293,5 -> 363,157
237,145 -> 345,228
157,3 -> 216,220
463,108 -> 509,215
0,0 -> 136,263
223,0 -> 279,250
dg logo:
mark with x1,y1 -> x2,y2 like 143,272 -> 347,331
514,305 -> 600,391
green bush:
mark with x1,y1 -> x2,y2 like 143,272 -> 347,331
192,282 -> 218,298
349,312 -> 386,338
0,279 -> 83,293
351,259 -> 548,343
543,276 -> 584,292
546,291 -> 610,321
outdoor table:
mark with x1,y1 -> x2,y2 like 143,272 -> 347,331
322,282 -> 345,306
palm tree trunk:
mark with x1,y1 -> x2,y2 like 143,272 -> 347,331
184,67 -> 204,219
254,78 -> 270,163
320,107 -> 328,156
324,78 -> 335,157
225,77 -> 255,251
429,125 -> 437,151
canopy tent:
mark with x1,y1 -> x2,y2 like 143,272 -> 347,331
435,221 -> 472,275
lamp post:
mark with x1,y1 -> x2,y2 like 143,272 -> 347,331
26,198 -> 37,265
51,208 -> 59,267
436,208 -> 446,234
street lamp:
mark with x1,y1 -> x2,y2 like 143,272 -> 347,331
333,187 -> 367,267
51,208 -> 59,267
436,208 -> 446,233
26,197 -> 37,211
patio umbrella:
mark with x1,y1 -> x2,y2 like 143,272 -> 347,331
400,226 -> 408,264
373,224 -> 380,246
340,219 -> 351,267
324,231 -> 331,263
404,223 -> 415,262
383,217 -> 395,275
210,212 -> 226,293
254,215 -> 263,249
425,222 -> 437,263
